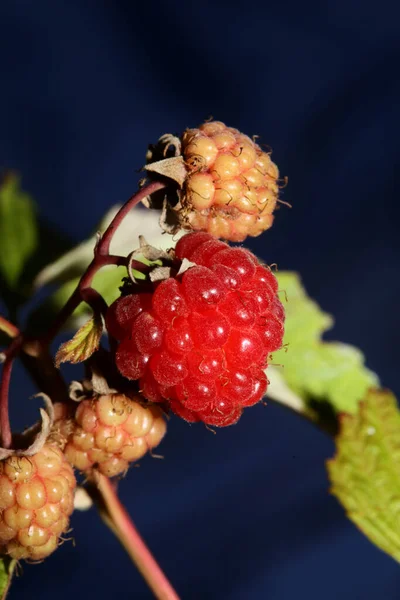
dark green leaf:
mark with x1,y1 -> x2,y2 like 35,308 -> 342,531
0,173 -> 38,290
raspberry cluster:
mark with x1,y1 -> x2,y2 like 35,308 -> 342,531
107,232 -> 284,427
0,445 -> 76,560
179,121 -> 280,242
56,394 -> 166,477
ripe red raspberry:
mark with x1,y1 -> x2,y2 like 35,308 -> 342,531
107,232 -> 284,427
0,444 -> 76,561
179,121 -> 280,242
56,394 -> 167,478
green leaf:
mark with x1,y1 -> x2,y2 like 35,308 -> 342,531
0,174 -> 73,311
20,217 -> 73,297
327,389 -> 400,563
269,272 -> 378,415
0,557 -> 16,600
55,313 -> 103,367
0,174 -> 38,288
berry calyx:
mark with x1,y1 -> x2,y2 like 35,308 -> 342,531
0,444 -> 76,561
55,394 -> 167,477
107,232 -> 285,427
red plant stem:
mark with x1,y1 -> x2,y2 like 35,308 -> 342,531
0,336 -> 23,448
80,287 -> 109,319
93,473 -> 180,600
42,180 -> 166,344
0,358 -> 13,448
97,180 -> 166,257
0,316 -> 19,340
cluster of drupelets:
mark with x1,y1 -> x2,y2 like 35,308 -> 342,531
0,121 -> 285,563
0,396 -> 167,561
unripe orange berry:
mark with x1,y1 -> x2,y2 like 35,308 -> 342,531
178,121 -> 281,242
0,444 -> 76,560
58,394 -> 167,477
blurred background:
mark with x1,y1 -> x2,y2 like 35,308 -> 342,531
0,1 -> 399,598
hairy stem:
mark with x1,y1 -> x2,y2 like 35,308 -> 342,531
90,473 -> 180,600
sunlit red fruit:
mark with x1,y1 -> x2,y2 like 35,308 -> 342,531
107,232 -> 285,427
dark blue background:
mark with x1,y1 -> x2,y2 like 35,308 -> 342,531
1,1 -> 399,598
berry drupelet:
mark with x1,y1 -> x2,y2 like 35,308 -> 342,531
106,232 -> 285,427
178,121 -> 280,242
54,394 -> 167,478
0,444 -> 76,560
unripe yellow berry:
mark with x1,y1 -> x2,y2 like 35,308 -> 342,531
178,121 -> 281,242
57,394 -> 166,478
0,444 -> 76,560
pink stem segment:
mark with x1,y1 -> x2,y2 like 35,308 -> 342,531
42,180 -> 167,343
0,336 -> 24,448
93,473 -> 180,600
97,180 -> 166,257
0,356 -> 13,448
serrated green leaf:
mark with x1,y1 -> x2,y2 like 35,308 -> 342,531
269,272 -> 378,414
0,557 -> 16,600
327,389 -> 400,562
55,313 -> 103,367
0,174 -> 38,289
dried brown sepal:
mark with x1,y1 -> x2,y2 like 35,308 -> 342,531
69,380 -> 91,402
144,156 -> 187,188
68,361 -> 117,403
0,394 -> 54,460
149,266 -> 172,282
145,133 -> 181,163
126,237 -> 176,285
176,258 -> 196,276
90,367 -> 117,397
73,486 -> 93,511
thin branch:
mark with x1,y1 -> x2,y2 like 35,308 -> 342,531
20,343 -> 69,404
41,180 -> 167,344
0,336 -> 23,448
0,357 -> 13,448
89,472 -> 180,600
81,287 -> 109,319
97,180 -> 166,257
